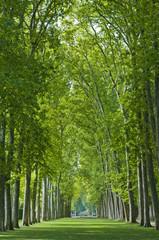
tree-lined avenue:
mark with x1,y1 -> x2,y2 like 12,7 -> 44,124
1,0 -> 159,234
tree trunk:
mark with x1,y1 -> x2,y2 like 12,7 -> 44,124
118,196 -> 124,221
28,172 -> 31,225
56,174 -> 61,219
149,205 -> 154,221
68,197 -> 72,217
0,176 -> 5,231
0,114 -> 6,231
5,184 -> 13,230
42,177 -> 47,221
103,193 -> 107,218
141,154 -> 151,227
47,179 -> 51,221
110,192 -> 115,219
12,177 -> 21,228
5,124 -> 14,230
123,201 -> 129,222
126,146 -> 136,223
57,183 -> 61,219
114,193 -> 120,219
22,171 -> 31,226
65,197 -> 71,217
54,185 -> 57,219
153,33 -> 159,170
137,162 -> 144,226
12,135 -> 23,228
144,111 -> 159,230
108,63 -> 136,223
146,79 -> 156,143
50,184 -> 54,220
36,179 -> 41,223
128,187 -> 135,223
96,207 -> 99,218
108,189 -> 115,219
32,165 -> 38,224
105,190 -> 109,218
60,197 -> 64,218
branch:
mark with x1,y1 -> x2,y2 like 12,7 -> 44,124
30,0 -> 44,30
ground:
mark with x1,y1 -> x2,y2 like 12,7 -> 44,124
0,218 -> 159,240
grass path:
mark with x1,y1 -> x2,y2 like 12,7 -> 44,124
0,218 -> 159,240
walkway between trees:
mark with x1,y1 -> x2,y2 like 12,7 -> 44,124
0,218 -> 159,240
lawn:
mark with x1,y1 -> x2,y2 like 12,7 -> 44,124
0,218 -> 159,240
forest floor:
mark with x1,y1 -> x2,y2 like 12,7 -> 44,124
0,218 -> 159,240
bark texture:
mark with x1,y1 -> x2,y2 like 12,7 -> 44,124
141,154 -> 151,227
5,124 -> 14,230
12,135 -> 23,228
42,177 -> 47,221
144,111 -> 159,230
22,171 -> 31,226
32,165 -> 38,224
137,162 -> 144,226
36,180 -> 41,223
0,114 -> 6,231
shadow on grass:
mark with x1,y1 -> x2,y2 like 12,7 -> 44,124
0,218 -> 159,240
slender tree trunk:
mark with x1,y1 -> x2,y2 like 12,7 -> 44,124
32,165 -> 38,224
12,135 -> 24,228
57,183 -> 61,219
118,196 -> 124,221
146,79 -> 156,143
107,191 -> 111,219
48,180 -> 51,221
5,184 -> 13,230
50,184 -> 54,220
68,197 -> 72,217
144,111 -> 159,230
110,192 -> 115,219
65,197 -> 71,217
54,185 -> 57,219
60,197 -> 64,218
22,171 -> 31,226
123,202 -> 129,222
149,205 -> 154,221
137,162 -> 144,226
114,193 -> 120,219
5,123 -> 14,230
125,145 -> 136,223
12,177 -> 20,228
42,177 -> 47,221
56,173 -> 61,219
108,64 -> 136,223
36,179 -> 41,223
0,176 -> 5,231
105,190 -> 109,219
141,154 -> 151,227
96,206 -> 100,218
153,33 -> 159,170
0,114 -> 6,231
108,189 -> 115,219
103,193 -> 107,218
28,171 -> 31,225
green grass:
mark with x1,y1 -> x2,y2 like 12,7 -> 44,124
0,218 -> 159,240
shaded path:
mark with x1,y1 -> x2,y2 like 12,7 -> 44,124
0,218 -> 159,240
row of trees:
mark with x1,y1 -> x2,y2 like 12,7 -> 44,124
60,0 -> 159,230
0,0 -> 76,231
1,0 -> 159,233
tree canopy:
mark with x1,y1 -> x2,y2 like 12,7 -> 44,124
1,0 -> 159,232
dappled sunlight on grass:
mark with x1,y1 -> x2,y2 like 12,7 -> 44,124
0,218 -> 159,240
